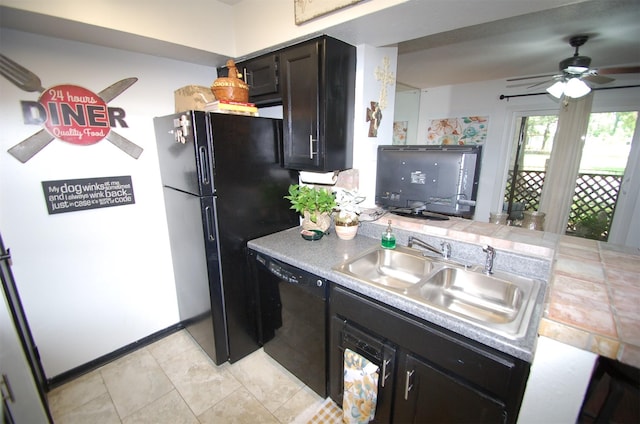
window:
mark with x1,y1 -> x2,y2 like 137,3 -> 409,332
504,111 -> 638,241
504,115 -> 558,220
570,111 -> 637,240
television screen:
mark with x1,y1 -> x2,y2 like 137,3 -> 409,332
375,145 -> 482,218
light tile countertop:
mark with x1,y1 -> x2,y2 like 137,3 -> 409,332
379,215 -> 640,368
249,214 -> 639,367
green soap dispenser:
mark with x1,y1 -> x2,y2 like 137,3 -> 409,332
381,220 -> 396,249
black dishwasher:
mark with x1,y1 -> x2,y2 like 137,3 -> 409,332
249,249 -> 327,397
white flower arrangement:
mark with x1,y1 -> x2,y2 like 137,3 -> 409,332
333,188 -> 366,224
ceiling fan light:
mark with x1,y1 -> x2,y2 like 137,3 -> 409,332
546,81 -> 566,98
564,78 -> 591,98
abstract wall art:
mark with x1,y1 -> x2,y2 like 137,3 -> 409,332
426,116 -> 488,145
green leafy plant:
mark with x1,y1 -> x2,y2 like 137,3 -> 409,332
574,212 -> 609,241
284,184 -> 337,223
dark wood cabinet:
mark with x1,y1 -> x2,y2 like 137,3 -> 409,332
280,36 -> 355,171
394,351 -> 507,423
237,54 -> 280,105
218,55 -> 280,105
219,36 -> 355,171
329,283 -> 529,424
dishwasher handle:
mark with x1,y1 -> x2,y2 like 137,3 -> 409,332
254,252 -> 327,299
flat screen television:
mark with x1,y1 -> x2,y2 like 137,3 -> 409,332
375,145 -> 482,219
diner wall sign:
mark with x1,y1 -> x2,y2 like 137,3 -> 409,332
41,176 -> 135,215
0,54 -> 143,163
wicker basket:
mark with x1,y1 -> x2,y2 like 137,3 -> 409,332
211,59 -> 249,103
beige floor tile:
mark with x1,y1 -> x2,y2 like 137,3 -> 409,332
198,386 -> 279,424
228,349 -> 305,413
272,385 -> 324,424
47,333 -> 320,423
121,390 -> 198,424
48,369 -> 108,420
100,347 -> 174,419
159,343 -> 242,416
52,392 -> 120,424
147,329 -> 197,364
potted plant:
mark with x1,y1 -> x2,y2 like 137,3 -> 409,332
574,211 -> 609,241
284,184 -> 336,232
333,188 -> 366,240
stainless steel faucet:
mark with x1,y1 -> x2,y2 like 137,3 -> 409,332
482,245 -> 496,274
441,242 -> 451,259
408,236 -> 451,259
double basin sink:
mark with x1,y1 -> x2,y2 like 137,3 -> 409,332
333,245 -> 543,340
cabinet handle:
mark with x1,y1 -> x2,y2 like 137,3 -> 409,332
243,68 -> 253,86
404,370 -> 414,400
381,358 -> 391,388
308,134 -> 317,159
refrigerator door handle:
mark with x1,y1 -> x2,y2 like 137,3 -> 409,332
198,146 -> 211,186
204,205 -> 215,241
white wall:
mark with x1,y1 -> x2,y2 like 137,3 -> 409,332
517,336 -> 597,424
415,79 -> 640,225
416,81 -> 556,222
234,0 -> 407,55
1,0 -> 409,60
353,45 -> 398,209
0,28 -> 216,377
1,0 -> 238,57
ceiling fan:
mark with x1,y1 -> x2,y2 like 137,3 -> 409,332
507,35 -> 640,98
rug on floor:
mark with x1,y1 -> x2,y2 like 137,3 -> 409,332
293,397 -> 342,424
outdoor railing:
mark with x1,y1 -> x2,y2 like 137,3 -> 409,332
504,170 -> 623,240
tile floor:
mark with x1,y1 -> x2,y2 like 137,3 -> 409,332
47,330 -> 324,423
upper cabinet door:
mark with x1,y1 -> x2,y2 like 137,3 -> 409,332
281,41 -> 321,170
240,55 -> 280,105
281,37 -> 355,172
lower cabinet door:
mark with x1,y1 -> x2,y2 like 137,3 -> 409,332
394,352 -> 508,424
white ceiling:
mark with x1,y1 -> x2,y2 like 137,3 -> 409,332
1,0 -> 637,93
390,0 -> 640,89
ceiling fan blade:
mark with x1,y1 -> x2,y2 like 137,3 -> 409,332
527,79 -> 555,89
583,74 -> 614,84
597,66 -> 640,75
506,73 -> 557,82
506,81 -> 542,88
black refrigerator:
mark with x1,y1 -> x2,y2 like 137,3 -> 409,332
153,111 -> 298,365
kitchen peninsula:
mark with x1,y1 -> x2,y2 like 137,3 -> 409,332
251,215 -> 639,365
248,214 -> 640,422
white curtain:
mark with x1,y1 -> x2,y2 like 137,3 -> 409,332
539,93 -> 594,234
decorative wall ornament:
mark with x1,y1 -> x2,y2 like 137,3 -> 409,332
366,56 -> 396,138
294,0 -> 364,25
426,116 -> 488,145
374,56 -> 395,111
366,101 -> 382,137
